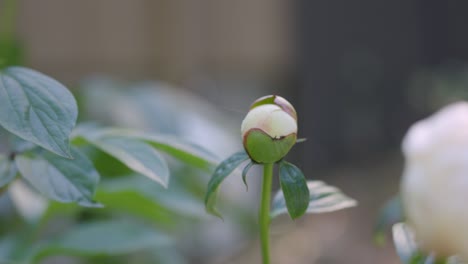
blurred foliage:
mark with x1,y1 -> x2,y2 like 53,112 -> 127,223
0,71 -> 257,264
374,195 -> 403,246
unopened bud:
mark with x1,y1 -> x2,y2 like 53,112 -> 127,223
241,95 -> 297,163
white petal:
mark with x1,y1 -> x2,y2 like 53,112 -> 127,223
401,101 -> 468,259
241,104 -> 297,138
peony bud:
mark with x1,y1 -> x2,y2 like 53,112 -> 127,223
241,95 -> 297,163
401,102 -> 468,259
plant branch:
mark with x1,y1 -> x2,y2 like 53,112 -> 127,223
0,0 -> 17,39
259,162 -> 274,264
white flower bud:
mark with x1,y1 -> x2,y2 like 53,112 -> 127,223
241,95 -> 297,163
401,101 -> 468,259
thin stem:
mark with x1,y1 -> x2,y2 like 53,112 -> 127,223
0,0 -> 17,39
259,162 -> 274,264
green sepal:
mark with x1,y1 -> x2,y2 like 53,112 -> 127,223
243,129 -> 296,164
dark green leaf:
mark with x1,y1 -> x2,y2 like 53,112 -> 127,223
204,151 -> 249,218
278,161 -> 309,219
76,143 -> 134,177
0,66 -> 77,157
32,220 -> 172,261
374,195 -> 404,245
15,147 -> 101,207
0,154 -> 17,187
242,161 -> 255,191
271,180 -> 357,219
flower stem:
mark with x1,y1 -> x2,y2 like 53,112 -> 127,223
0,0 -> 17,39
259,162 -> 274,264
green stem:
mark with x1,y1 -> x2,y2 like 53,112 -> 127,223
0,0 -> 17,39
259,162 -> 274,264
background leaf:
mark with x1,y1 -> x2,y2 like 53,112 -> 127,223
15,147 -> 101,207
85,135 -> 170,188
88,129 -> 218,171
0,66 -> 77,157
96,176 -> 207,228
278,161 -> 310,219
9,179 -> 48,222
0,154 -> 17,187
76,127 -> 169,188
204,151 -> 249,218
374,195 -> 404,245
32,220 -> 172,262
271,180 -> 357,219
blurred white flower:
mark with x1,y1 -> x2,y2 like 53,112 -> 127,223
401,101 -> 468,259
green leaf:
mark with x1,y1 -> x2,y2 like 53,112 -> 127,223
96,176 -> 207,228
15,147 -> 101,207
242,161 -> 255,191
74,126 -> 173,188
85,134 -> 170,188
374,195 -> 404,245
278,161 -> 309,219
91,128 -> 218,171
0,154 -> 17,187
8,134 -> 36,153
204,151 -> 249,218
271,180 -> 357,219
32,220 -> 172,262
0,66 -> 77,157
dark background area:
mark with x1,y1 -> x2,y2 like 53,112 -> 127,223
296,0 -> 468,170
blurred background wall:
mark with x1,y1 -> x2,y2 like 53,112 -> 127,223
16,0 -> 468,168
18,0 -> 291,89
17,0 -> 294,118
6,0 -> 468,263
297,0 -> 468,169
